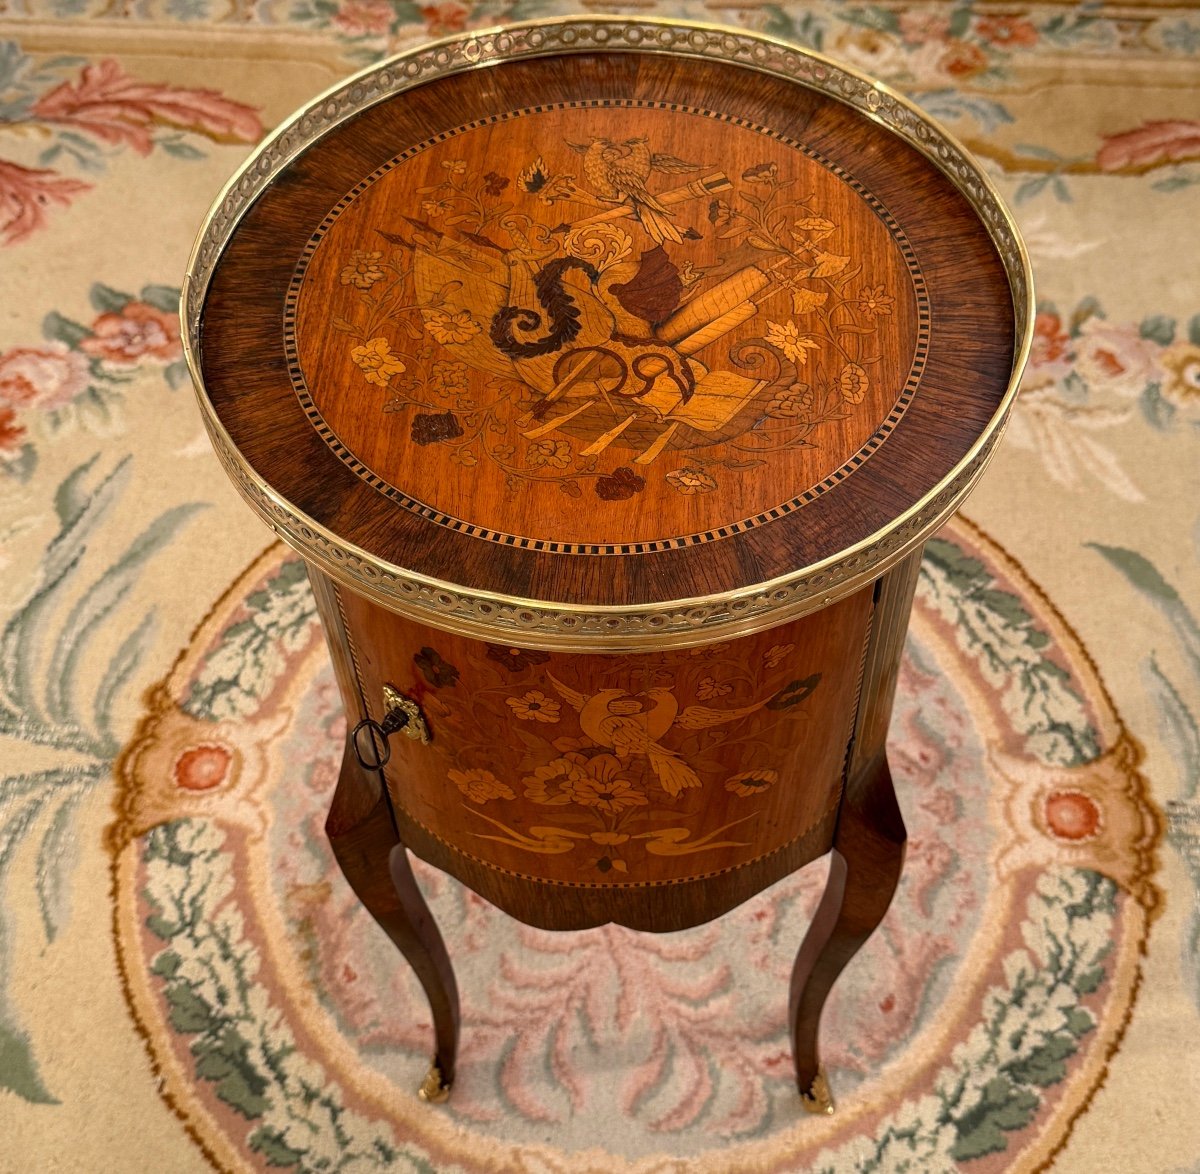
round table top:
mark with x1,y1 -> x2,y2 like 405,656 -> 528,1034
185,17 -> 1032,651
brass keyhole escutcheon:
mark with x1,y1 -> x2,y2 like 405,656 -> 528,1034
382,683 -> 431,745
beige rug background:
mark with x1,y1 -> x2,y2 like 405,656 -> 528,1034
1,3 -> 1198,1170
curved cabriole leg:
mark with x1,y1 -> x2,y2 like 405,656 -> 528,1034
789,753 -> 907,1114
325,738 -> 461,1102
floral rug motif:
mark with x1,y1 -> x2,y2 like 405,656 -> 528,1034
108,518 -> 1160,1172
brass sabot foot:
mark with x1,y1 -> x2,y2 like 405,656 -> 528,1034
800,1068 -> 835,1115
417,1060 -> 452,1104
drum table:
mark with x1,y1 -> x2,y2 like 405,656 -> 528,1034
184,18 -> 1031,1115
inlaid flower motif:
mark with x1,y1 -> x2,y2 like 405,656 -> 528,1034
697,676 -> 732,700
765,320 -> 820,365
527,438 -> 571,469
563,754 -> 647,813
764,643 -> 794,669
441,158 -> 467,174
839,363 -> 869,404
410,410 -> 463,446
423,307 -> 480,345
483,171 -> 509,196
1160,343 -> 1200,403
351,336 -> 406,386
707,198 -> 734,226
339,249 -> 384,289
423,193 -> 458,218
518,156 -> 550,194
79,301 -> 181,364
767,673 -> 822,710
523,754 -> 589,805
725,768 -> 779,798
429,359 -> 468,397
857,285 -> 895,318
0,345 -> 90,410
666,467 -> 717,495
595,466 -> 645,501
767,382 -> 815,419
506,690 -> 560,723
448,768 -> 514,804
742,162 -> 778,184
413,646 -> 458,688
173,743 -> 233,792
486,645 -> 551,672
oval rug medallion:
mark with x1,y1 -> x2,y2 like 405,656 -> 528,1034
109,516 -> 1160,1173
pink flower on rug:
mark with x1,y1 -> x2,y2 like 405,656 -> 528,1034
898,10 -> 951,45
975,15 -> 1039,48
0,160 -> 91,246
1031,312 -> 1070,367
1096,120 -> 1200,173
79,301 -> 181,364
332,0 -> 394,35
173,743 -> 233,791
940,40 -> 989,78
31,58 -> 261,155
1025,311 -> 1074,386
421,1 -> 469,35
0,406 -> 25,455
0,344 -> 90,410
1074,317 -> 1163,398
1044,790 -> 1102,841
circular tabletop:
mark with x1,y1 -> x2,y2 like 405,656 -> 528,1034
185,17 -> 1032,650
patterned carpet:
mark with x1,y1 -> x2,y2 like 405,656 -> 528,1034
2,4 -> 1198,1172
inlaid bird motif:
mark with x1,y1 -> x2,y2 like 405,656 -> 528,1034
545,674 -> 768,796
567,137 -> 701,245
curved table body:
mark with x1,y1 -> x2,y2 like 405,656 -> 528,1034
184,17 -> 1031,1112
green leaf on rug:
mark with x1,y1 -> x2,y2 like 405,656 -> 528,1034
0,443 -> 36,482
921,538 -> 1099,765
164,359 -> 190,390
42,311 -> 90,349
1139,314 -> 1176,345
1006,1033 -> 1080,1087
140,284 -> 181,314
0,1020 -> 58,1104
193,1030 -> 271,1118
248,1128 -> 305,1167
1069,296 -> 1105,335
1087,544 -> 1180,603
89,283 -> 135,314
951,1077 -> 1040,1160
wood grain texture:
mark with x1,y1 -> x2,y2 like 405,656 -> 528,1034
199,51 -> 1016,610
